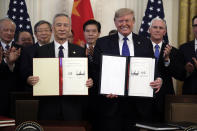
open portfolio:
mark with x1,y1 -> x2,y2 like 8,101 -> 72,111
99,55 -> 155,97
33,58 -> 88,96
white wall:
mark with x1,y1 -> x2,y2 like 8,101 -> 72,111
0,0 -> 179,47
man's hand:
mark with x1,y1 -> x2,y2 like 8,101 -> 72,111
163,44 -> 172,61
185,62 -> 194,74
150,77 -> 162,93
86,78 -> 93,88
106,94 -> 118,98
27,76 -> 39,86
4,47 -> 21,66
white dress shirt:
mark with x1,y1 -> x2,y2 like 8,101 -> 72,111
54,40 -> 68,58
118,32 -> 134,56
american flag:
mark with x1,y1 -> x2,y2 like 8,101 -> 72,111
7,0 -> 33,36
139,0 -> 168,43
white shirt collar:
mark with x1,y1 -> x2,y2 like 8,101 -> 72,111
54,40 -> 68,50
118,32 -> 133,42
86,43 -> 94,49
152,41 -> 162,51
0,40 -> 13,50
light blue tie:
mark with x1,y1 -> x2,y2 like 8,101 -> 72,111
154,44 -> 160,61
122,37 -> 130,56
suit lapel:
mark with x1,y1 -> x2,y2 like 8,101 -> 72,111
68,43 -> 75,57
48,42 -> 55,57
111,34 -> 120,55
159,42 -> 167,59
132,33 -> 141,56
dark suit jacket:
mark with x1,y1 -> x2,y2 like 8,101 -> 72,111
34,42 -> 87,121
19,43 -> 40,90
153,42 -> 185,122
0,42 -> 22,117
157,42 -> 184,95
179,40 -> 197,94
93,33 -> 154,93
91,33 -> 154,131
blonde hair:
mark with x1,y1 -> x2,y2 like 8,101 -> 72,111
114,8 -> 135,21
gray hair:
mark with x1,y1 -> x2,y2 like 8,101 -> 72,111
149,17 -> 167,29
52,13 -> 70,25
34,20 -> 52,33
0,17 -> 16,29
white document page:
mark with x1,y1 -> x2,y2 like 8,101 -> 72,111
62,58 -> 88,95
33,58 -> 59,96
100,55 -> 127,95
128,57 -> 155,97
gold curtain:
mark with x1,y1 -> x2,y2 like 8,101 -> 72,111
177,0 -> 197,95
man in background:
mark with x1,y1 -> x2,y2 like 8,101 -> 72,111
20,20 -> 52,90
179,15 -> 197,94
149,17 -> 184,122
0,18 -> 21,117
83,19 -> 101,58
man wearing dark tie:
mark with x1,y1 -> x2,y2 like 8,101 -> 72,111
179,15 -> 197,94
148,17 -> 184,122
92,8 -> 162,131
29,13 -> 93,121
0,18 -> 21,117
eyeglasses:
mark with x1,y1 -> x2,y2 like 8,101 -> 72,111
36,29 -> 51,33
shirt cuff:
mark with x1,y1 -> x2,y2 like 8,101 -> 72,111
164,59 -> 170,67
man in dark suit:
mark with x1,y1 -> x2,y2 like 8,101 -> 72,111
179,15 -> 197,94
148,17 -> 184,122
0,18 -> 21,117
29,13 -> 93,120
20,20 -> 52,90
92,8 -> 162,131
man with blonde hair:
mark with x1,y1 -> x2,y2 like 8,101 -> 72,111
92,8 -> 162,131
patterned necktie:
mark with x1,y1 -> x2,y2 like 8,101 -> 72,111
5,45 -> 10,50
88,45 -> 94,62
154,44 -> 160,61
122,37 -> 130,56
58,45 -> 64,57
